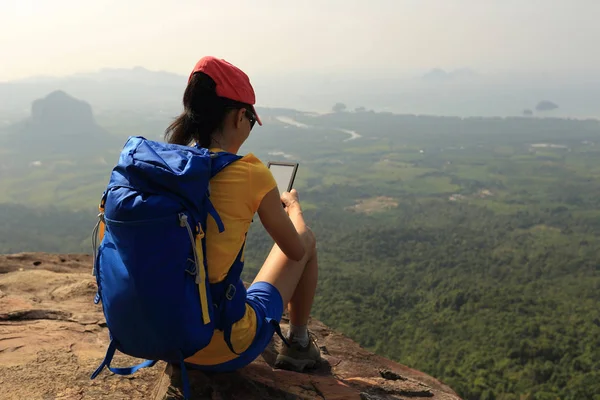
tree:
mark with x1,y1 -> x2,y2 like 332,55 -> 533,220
332,102 -> 347,113
535,101 -> 558,112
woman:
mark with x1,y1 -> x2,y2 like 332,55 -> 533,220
164,56 -> 321,372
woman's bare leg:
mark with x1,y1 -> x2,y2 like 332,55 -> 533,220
251,236 -> 321,371
287,249 -> 318,326
252,238 -> 318,320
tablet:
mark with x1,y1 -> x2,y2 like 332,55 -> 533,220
267,161 -> 299,193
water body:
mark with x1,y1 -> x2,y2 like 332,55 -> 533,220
268,151 -> 294,159
275,116 -> 310,128
336,128 -> 362,142
530,143 -> 569,149
276,116 -> 362,142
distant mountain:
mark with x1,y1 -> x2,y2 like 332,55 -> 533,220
421,68 -> 479,82
2,66 -> 600,119
2,90 -> 120,157
70,66 -> 185,85
31,90 -> 98,131
536,100 -> 559,112
0,67 -> 185,115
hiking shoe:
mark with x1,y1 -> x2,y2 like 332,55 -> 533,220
274,331 -> 322,372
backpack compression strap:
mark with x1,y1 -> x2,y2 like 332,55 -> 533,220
90,339 -> 193,400
90,339 -> 157,379
219,236 -> 291,353
220,239 -> 245,356
198,239 -> 246,356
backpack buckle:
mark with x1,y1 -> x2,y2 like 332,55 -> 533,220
225,284 -> 236,300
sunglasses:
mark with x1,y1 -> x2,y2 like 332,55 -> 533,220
244,109 -> 256,130
225,105 -> 256,130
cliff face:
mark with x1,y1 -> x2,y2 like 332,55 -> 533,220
4,91 -> 119,157
0,253 -> 461,400
30,90 -> 97,129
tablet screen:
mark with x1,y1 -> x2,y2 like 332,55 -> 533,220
268,162 -> 298,193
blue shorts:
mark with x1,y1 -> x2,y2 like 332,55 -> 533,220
186,281 -> 284,372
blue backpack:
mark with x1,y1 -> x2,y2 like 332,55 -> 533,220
89,136 -> 244,399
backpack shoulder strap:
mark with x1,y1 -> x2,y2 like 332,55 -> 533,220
209,151 -> 243,177
204,150 -> 242,232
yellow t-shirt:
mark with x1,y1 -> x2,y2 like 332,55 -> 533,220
185,150 -> 277,366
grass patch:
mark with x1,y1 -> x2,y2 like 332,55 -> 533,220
404,176 -> 460,194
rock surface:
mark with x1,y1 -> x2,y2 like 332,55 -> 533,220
0,253 -> 462,400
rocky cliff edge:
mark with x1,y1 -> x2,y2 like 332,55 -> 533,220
0,253 -> 461,400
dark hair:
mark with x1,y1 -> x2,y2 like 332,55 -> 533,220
165,72 -> 251,148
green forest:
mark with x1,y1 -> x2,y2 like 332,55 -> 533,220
1,109 -> 599,400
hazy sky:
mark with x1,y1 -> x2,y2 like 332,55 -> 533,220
1,0 -> 599,82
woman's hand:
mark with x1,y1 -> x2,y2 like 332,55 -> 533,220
281,189 -> 301,214
281,189 -> 315,249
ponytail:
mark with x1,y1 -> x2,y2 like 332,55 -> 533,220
165,72 -> 228,148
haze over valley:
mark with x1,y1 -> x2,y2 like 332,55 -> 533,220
2,1 -> 600,399
1,81 -> 600,399
2,66 -> 600,120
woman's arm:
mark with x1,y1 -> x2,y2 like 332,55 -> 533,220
257,188 -> 311,262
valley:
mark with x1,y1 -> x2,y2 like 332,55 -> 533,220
1,100 -> 600,400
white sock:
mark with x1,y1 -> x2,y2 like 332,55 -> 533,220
288,323 -> 309,347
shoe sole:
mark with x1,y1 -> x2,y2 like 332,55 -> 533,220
274,355 -> 320,372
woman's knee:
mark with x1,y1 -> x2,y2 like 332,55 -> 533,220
302,227 -> 317,253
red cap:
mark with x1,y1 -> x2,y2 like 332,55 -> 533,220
189,56 -> 262,126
